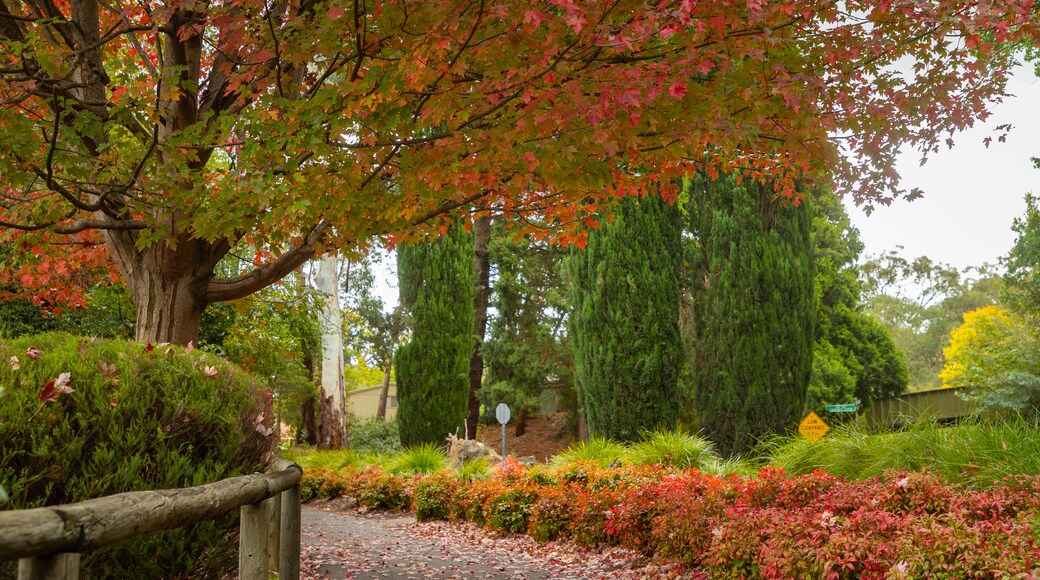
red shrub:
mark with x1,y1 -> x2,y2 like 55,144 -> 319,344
648,471 -> 731,566
604,484 -> 662,552
570,488 -> 622,548
298,459 -> 1040,578
528,485 -> 576,542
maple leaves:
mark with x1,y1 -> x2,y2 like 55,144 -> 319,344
25,355 -> 73,421
39,372 -> 73,404
0,0 -> 1036,342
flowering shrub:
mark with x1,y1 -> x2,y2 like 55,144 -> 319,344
299,461 -> 1040,577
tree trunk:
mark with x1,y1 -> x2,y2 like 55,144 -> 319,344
515,407 -> 528,437
131,272 -> 206,344
299,397 -> 318,446
315,255 -> 347,446
376,359 -> 392,420
467,215 -> 493,438
315,393 -> 345,449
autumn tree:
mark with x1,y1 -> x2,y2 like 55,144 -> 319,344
394,225 -> 474,446
687,173 -> 814,456
569,193 -> 681,442
0,1 -> 1034,345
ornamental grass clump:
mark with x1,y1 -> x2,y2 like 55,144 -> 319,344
456,456 -> 493,482
386,442 -> 449,475
550,437 -> 627,468
624,429 -> 718,470
292,448 -> 360,470
0,333 -> 274,579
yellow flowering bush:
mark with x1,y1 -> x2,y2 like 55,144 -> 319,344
940,306 -> 1040,411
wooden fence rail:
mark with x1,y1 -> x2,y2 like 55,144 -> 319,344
0,457 -> 303,580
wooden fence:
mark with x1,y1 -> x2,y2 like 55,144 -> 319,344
0,457 -> 303,580
865,386 -> 977,428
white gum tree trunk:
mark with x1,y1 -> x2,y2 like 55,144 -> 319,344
315,255 -> 347,439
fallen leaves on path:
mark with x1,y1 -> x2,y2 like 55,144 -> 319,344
300,501 -> 688,579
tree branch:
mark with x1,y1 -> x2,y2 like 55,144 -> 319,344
53,218 -> 146,234
203,220 -> 330,303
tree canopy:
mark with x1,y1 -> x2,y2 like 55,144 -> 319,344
0,0 -> 1035,343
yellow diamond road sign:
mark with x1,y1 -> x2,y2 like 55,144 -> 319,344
799,411 -> 830,441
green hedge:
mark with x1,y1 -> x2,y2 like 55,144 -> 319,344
0,333 -> 275,578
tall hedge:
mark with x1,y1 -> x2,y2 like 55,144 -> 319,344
569,193 -> 682,442
686,174 -> 814,456
0,332 -> 273,578
395,224 -> 475,446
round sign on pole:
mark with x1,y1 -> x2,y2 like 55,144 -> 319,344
495,403 -> 511,425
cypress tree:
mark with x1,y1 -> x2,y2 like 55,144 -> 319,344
394,224 -> 475,446
569,193 -> 681,442
686,173 -> 814,456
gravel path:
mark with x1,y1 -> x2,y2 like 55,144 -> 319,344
300,500 -> 683,579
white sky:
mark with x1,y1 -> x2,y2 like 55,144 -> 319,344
844,63 -> 1040,271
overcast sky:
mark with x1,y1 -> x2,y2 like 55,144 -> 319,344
843,63 -> 1040,272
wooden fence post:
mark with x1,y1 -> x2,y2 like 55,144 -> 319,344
239,500 -> 270,580
17,553 -> 81,580
279,483 -> 302,580
266,494 -> 282,573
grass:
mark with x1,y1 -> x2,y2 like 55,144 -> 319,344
386,443 -> 449,475
766,415 -> 1040,487
550,437 -> 628,468
624,429 -> 719,470
285,448 -> 360,470
457,457 -> 494,481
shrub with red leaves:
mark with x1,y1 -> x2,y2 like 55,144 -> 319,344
300,461 -> 1040,577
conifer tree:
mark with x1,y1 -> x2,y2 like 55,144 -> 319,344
809,189 -> 907,413
481,230 -> 573,435
569,193 -> 682,442
686,174 -> 814,456
395,224 -> 475,446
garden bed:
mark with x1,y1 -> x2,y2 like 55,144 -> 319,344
300,461 -> 1040,578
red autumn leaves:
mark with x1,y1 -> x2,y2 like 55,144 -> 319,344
38,372 -> 73,404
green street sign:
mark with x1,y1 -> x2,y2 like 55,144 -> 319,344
825,404 -> 857,413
